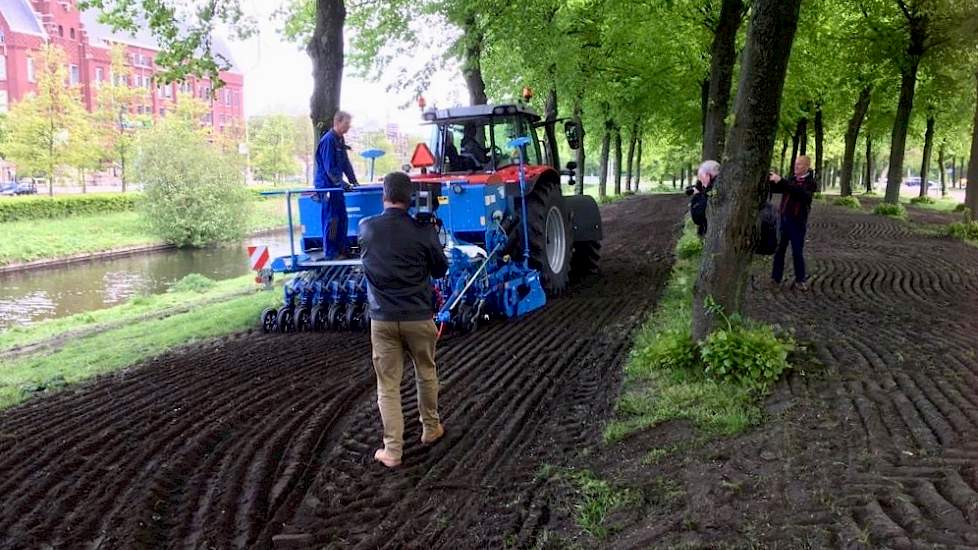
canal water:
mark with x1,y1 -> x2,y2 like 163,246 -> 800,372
0,231 -> 299,331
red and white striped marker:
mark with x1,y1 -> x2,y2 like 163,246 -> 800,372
247,245 -> 270,271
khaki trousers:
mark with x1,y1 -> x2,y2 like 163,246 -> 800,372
370,319 -> 441,459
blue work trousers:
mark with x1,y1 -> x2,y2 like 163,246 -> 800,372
320,189 -> 348,258
772,215 -> 808,284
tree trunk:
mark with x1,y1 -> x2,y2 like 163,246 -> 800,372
599,121 -> 611,199
693,0 -> 803,341
938,143 -> 947,198
635,137 -> 643,192
626,122 -> 637,192
702,0 -> 744,162
951,155 -> 956,189
613,126 -> 623,195
460,14 -> 488,106
574,99 -> 585,196
308,0 -> 346,141
918,115 -> 935,198
865,137 -> 873,193
672,173 -> 677,189
790,129 -> 799,175
544,83 -> 560,170
814,105 -> 824,191
779,136 -> 788,175
796,117 -> 808,156
120,152 -> 128,193
885,59 -> 921,203
700,77 -> 709,143
839,86 -> 871,197
967,71 -> 978,214
688,163 -> 694,187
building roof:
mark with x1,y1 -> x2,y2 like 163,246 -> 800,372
79,10 -> 240,74
0,0 -> 48,38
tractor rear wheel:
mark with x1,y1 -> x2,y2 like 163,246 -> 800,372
525,182 -> 572,295
570,241 -> 602,280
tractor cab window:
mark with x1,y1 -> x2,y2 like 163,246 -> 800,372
490,116 -> 542,168
431,114 -> 542,173
438,121 -> 492,172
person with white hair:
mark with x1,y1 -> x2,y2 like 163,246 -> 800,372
686,160 -> 721,237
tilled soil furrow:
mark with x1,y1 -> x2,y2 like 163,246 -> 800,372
0,194 -> 689,549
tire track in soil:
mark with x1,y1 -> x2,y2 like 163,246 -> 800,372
742,202 -> 978,548
0,194 -> 688,549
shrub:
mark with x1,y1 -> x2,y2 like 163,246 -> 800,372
137,121 -> 252,247
954,203 -> 968,213
947,221 -> 978,242
833,196 -> 861,209
873,202 -> 906,219
0,193 -> 140,223
910,196 -> 935,205
170,273 -> 217,293
631,328 -> 700,376
700,322 -> 794,392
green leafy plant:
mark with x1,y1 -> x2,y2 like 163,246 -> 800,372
910,196 -> 936,205
954,203 -> 968,213
947,221 -> 978,242
833,196 -> 861,209
700,322 -> 794,393
873,202 -> 906,219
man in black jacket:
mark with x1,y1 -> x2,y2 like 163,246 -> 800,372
359,171 -> 449,468
768,155 -> 817,290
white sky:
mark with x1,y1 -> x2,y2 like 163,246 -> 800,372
224,1 -> 468,136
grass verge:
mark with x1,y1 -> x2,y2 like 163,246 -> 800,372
0,198 -> 285,266
604,221 -> 792,444
0,279 -> 279,410
0,274 -> 260,353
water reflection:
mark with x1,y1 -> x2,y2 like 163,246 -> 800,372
0,231 -> 297,331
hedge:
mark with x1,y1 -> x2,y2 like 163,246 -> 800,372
0,193 -> 142,223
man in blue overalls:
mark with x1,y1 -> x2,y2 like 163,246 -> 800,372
315,110 -> 359,258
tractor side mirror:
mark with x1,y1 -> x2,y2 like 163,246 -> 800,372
566,161 -> 578,171
564,120 -> 582,150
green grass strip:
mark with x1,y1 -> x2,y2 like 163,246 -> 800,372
0,288 -> 279,410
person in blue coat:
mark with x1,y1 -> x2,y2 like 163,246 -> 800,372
315,110 -> 359,258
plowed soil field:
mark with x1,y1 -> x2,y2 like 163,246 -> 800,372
0,194 -> 688,549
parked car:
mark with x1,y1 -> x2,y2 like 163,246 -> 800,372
0,181 -> 16,196
15,179 -> 38,195
904,177 -> 938,189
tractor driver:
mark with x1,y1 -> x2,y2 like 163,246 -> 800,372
460,122 -> 490,168
359,171 -> 449,468
314,110 -> 359,259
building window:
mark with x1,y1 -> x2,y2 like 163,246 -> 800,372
58,25 -> 63,37
160,108 -> 165,117
0,31 -> 6,44
95,67 -> 103,82
70,28 -> 75,39
164,84 -> 172,98
0,55 -> 6,81
0,91 -> 8,114
69,64 -> 80,85
27,58 -> 35,82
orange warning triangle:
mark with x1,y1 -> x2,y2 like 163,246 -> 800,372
410,142 -> 436,168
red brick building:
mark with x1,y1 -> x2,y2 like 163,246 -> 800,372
0,0 -> 244,133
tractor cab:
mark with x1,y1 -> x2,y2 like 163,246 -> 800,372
421,104 -> 554,174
